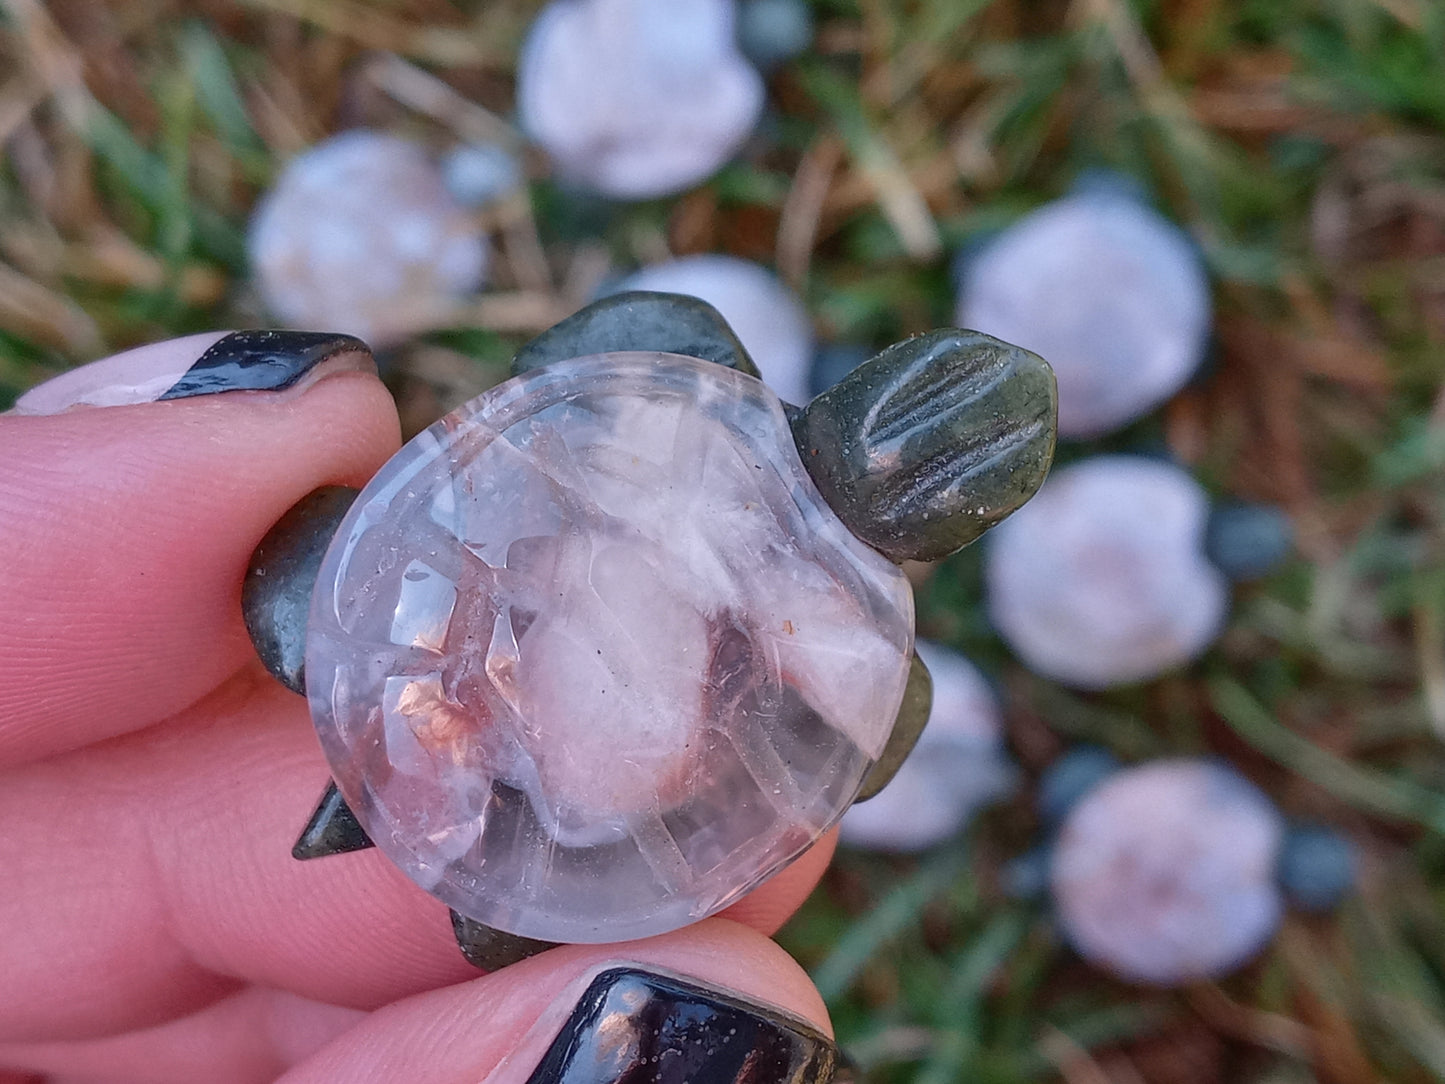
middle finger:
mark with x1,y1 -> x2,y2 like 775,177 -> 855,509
0,670 -> 836,1044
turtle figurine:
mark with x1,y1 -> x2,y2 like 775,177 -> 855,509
243,291 -> 1058,968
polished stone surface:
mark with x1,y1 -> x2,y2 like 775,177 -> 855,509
248,131 -> 488,346
518,0 -> 763,199
853,650 -> 932,803
513,292 -> 759,380
292,779 -> 375,860
1051,759 -> 1283,985
956,189 -> 1210,438
985,456 -> 1229,688
243,486 -> 360,696
614,257 -> 813,406
840,640 -> 1014,852
306,352 -> 913,942
793,330 -> 1057,563
524,968 -> 841,1084
450,910 -> 555,970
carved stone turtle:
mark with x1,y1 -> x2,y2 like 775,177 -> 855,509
243,291 -> 1057,967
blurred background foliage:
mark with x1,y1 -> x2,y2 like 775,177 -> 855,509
1,0 -> 1443,1080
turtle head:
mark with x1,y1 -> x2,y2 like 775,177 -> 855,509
792,330 -> 1058,563
512,295 -> 1057,563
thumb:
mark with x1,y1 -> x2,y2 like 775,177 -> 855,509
286,919 -> 844,1084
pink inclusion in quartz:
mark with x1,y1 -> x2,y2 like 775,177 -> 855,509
305,352 -> 913,943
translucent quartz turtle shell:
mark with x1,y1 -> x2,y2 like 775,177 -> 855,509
306,351 -> 914,943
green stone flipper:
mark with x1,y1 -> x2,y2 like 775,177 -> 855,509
512,291 -> 761,379
854,650 -> 933,802
792,330 -> 1057,563
243,485 -> 360,696
292,780 -> 376,859
451,911 -> 557,970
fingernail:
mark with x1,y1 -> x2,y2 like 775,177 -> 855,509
526,967 -> 841,1084
11,330 -> 375,415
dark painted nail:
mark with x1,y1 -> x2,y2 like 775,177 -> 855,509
526,967 -> 840,1084
160,330 -> 373,400
292,779 -> 375,860
10,329 -> 375,415
450,910 -> 556,970
244,485 -> 360,695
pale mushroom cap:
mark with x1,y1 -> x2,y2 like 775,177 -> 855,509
518,0 -> 765,200
985,456 -> 1229,689
839,640 -> 1015,853
956,191 -> 1210,437
1051,759 -> 1285,985
617,255 -> 815,405
249,131 -> 488,347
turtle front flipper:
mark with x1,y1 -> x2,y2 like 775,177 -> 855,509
791,330 -> 1058,563
511,291 -> 761,379
243,485 -> 361,696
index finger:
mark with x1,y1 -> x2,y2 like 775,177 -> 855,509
0,331 -> 399,767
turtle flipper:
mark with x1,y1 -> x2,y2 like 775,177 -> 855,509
792,330 -> 1057,563
854,649 -> 932,802
292,780 -> 375,859
243,485 -> 361,696
511,291 -> 761,379
450,910 -> 557,970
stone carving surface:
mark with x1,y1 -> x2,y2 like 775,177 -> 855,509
248,131 -> 488,347
956,190 -> 1209,438
306,352 -> 914,942
1051,759 -> 1284,985
985,455 -> 1228,688
517,0 -> 763,199
840,640 -> 1015,852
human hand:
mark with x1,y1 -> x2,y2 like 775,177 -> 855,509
0,331 -> 843,1084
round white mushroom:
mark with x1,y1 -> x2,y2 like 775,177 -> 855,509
956,189 -> 1210,438
1051,758 -> 1284,985
616,254 -> 814,405
517,0 -> 764,200
840,640 -> 1015,853
249,131 -> 488,347
985,456 -> 1229,689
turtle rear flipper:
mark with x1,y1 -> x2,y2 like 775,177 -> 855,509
792,330 -> 1058,563
854,649 -> 932,803
511,291 -> 761,380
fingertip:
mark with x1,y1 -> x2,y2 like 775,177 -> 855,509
284,920 -> 835,1084
720,828 -> 838,936
0,345 -> 400,766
